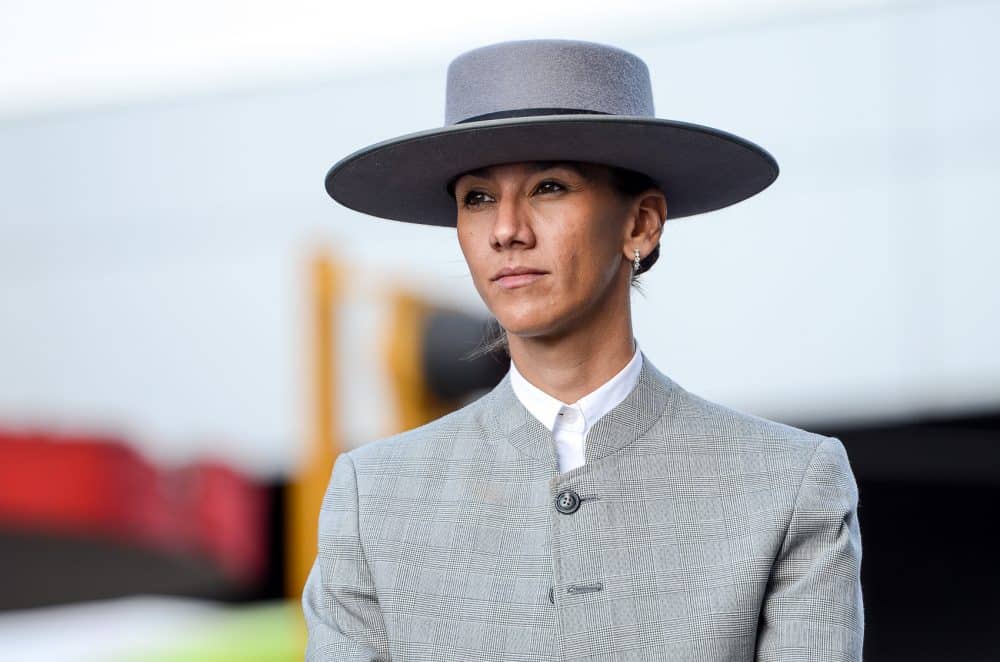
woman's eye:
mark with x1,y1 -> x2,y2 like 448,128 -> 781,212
463,190 -> 493,208
535,180 -> 565,194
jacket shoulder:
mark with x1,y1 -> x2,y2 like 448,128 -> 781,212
658,380 -> 855,513
663,378 -> 833,455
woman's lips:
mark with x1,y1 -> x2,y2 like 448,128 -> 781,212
495,273 -> 546,289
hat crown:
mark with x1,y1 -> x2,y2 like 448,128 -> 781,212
444,39 -> 654,125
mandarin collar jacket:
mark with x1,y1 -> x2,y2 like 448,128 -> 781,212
303,352 -> 864,661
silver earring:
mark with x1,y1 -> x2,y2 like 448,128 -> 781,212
633,248 -> 641,273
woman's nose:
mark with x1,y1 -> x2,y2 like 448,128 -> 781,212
491,196 -> 532,249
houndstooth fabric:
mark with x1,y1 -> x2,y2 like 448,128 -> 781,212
302,352 -> 864,661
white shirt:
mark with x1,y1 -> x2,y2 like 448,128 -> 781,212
508,340 -> 643,473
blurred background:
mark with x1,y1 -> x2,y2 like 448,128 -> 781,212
1,0 -> 997,660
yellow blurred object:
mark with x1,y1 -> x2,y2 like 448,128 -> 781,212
285,252 -> 341,646
384,289 -> 453,433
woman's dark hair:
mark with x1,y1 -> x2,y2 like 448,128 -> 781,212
459,161 -> 664,360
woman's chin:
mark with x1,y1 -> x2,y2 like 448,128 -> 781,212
495,313 -> 567,341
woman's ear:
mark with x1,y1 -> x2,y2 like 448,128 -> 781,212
624,188 -> 667,258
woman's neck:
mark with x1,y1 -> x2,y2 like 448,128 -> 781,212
506,317 -> 637,404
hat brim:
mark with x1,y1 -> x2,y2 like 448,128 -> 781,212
325,114 -> 778,226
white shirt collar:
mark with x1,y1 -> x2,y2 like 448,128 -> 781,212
508,339 -> 643,432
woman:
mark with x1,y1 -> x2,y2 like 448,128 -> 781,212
304,39 -> 863,661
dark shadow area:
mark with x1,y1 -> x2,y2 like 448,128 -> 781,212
0,481 -> 284,611
0,529 -> 253,611
854,481 -> 998,661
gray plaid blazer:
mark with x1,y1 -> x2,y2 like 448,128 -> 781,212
302,352 -> 864,661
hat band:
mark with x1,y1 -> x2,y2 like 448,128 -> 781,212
454,107 -> 611,125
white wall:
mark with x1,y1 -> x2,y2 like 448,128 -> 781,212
1,1 -> 997,476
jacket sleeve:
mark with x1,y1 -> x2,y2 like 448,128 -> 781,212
755,436 -> 865,661
302,451 -> 392,661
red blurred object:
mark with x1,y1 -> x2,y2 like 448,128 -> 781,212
0,428 -> 267,584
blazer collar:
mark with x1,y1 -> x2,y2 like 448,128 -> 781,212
483,350 -> 677,468
508,339 -> 643,432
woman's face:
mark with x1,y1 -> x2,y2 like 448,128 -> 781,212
454,160 -> 635,341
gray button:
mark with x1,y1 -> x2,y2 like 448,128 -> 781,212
548,586 -> 555,604
555,489 -> 581,514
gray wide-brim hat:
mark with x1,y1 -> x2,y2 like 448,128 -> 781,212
325,39 -> 778,227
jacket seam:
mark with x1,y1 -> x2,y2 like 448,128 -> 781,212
777,436 -> 831,557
